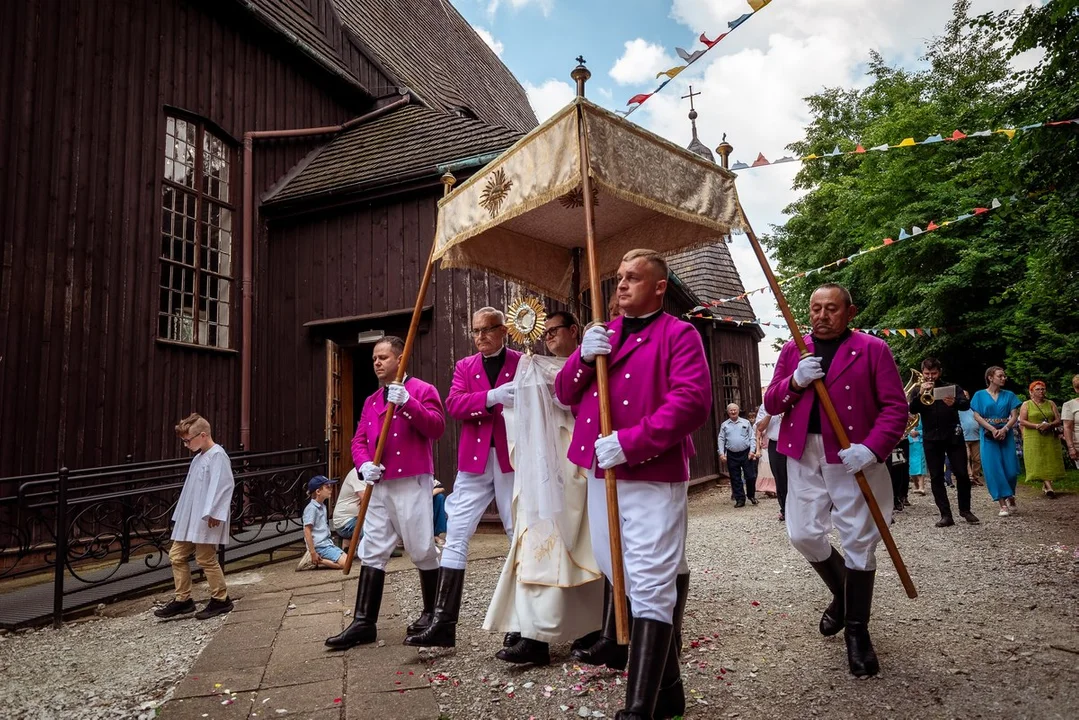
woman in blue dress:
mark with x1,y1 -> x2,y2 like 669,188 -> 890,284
969,366 -> 1022,516
908,418 -> 927,495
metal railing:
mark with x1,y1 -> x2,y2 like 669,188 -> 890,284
0,445 -> 326,627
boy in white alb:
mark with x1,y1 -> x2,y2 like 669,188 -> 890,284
155,413 -> 235,620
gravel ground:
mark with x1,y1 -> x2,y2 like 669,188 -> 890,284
2,483 -> 1076,720
0,607 -> 225,720
399,484 -> 1079,720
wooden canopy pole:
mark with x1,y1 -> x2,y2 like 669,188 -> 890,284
572,60 -> 630,644
737,207 -> 917,599
343,172 -> 457,574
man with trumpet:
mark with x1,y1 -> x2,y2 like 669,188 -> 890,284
910,357 -> 979,527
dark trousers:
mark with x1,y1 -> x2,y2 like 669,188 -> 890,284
888,462 -> 909,505
767,440 -> 788,514
924,436 -> 971,517
727,448 -> 757,501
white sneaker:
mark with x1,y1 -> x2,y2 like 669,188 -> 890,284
998,509 -> 1010,517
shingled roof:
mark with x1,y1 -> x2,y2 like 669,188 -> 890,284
267,102 -> 526,204
667,244 -> 757,323
331,0 -> 537,133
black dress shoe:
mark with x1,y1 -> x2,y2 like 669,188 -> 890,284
748,496 -> 758,505
935,516 -> 955,528
571,630 -> 601,653
154,598 -> 196,618
960,511 -> 980,524
734,499 -> 746,508
503,631 -> 521,648
495,637 -> 550,665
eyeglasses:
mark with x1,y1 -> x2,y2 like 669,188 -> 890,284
542,325 -> 568,339
181,433 -> 203,446
470,324 -> 504,337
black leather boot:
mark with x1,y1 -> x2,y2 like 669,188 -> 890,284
809,547 -> 846,636
654,573 -> 689,719
615,618 -> 673,720
406,568 -> 439,635
844,568 -> 879,677
570,580 -> 629,670
495,636 -> 550,665
403,567 -> 464,648
325,565 -> 384,649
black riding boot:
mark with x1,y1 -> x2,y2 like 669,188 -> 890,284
654,573 -> 689,719
406,568 -> 439,635
403,567 -> 464,648
844,569 -> 880,677
615,618 -> 674,720
809,547 -> 846,636
325,565 -> 384,649
570,579 -> 629,670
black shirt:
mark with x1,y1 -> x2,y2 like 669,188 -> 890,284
482,347 -> 506,387
806,329 -> 852,434
621,310 -> 664,335
909,379 -> 969,443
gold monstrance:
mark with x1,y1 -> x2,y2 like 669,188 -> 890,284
505,296 -> 547,352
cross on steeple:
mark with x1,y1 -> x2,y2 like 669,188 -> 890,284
576,55 -> 587,66
681,85 -> 701,112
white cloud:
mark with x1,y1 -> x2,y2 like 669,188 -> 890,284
474,26 -> 504,57
524,79 -> 576,122
486,0 -> 553,20
609,39 -> 678,85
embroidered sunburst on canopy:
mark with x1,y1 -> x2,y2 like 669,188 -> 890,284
432,97 -> 749,302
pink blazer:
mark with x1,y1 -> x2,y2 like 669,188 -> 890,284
764,331 -> 908,464
445,349 -> 521,474
351,376 -> 445,481
554,313 -> 712,482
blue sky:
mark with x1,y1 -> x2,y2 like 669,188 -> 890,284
453,0 -> 1041,381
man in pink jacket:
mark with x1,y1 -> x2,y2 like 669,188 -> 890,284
556,249 -> 711,720
764,283 -> 907,678
405,306 -> 521,649
325,335 -> 445,650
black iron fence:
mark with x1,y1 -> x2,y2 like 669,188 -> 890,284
0,445 -> 326,627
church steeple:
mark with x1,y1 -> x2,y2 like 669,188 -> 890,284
682,86 -> 715,163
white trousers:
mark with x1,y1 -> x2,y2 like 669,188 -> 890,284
785,434 -> 893,571
357,474 -> 439,571
441,448 -> 514,570
587,472 -> 687,624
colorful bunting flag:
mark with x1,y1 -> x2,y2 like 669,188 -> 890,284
700,32 -> 727,48
656,65 -> 686,80
752,153 -> 770,167
729,12 -> 752,29
627,93 -> 652,106
748,0 -> 772,10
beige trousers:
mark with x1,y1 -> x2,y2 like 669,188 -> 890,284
168,540 -> 228,601
966,440 -> 983,482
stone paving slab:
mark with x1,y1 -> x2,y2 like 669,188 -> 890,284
268,639 -> 339,666
224,606 -> 287,626
172,667 -> 266,699
292,582 -> 343,597
159,692 -> 255,720
280,612 -> 345,633
212,621 -> 280,650
191,645 -> 274,674
262,656 -> 344,688
253,677 -> 344,715
344,688 -> 438,720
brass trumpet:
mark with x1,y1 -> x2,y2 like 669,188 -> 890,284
908,368 -> 935,406
902,370 -> 923,436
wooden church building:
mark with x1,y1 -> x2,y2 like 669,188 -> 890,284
0,0 -> 761,489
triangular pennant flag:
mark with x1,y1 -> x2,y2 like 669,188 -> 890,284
921,134 -> 943,144
700,32 -> 727,47
911,226 -> 924,236
656,65 -> 686,79
730,161 -> 749,170
956,213 -> 973,221
676,47 -> 704,63
802,153 -> 819,161
1046,120 -> 1072,126
656,79 -> 670,91
1020,123 -> 1043,130
949,130 -> 967,140
940,220 -> 952,226
870,143 -> 889,152
854,144 -> 866,153
752,153 -> 770,167
996,128 -> 1017,140
991,198 -> 1001,209
883,237 -> 895,245
973,207 -> 989,215
898,329 -> 909,337
896,137 -> 917,147
748,0 -> 772,10
970,130 -> 992,137
773,156 -> 797,163
627,93 -> 652,105
932,328 -> 941,336
898,229 -> 911,240
827,145 -> 842,156
729,12 -> 752,29
915,328 -> 925,336
926,221 -> 939,231
882,329 -> 891,336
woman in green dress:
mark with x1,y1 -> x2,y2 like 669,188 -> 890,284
1019,380 -> 1066,497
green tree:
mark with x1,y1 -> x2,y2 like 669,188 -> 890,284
764,0 -> 1078,399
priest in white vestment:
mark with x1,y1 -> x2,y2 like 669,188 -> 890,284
484,311 -> 603,665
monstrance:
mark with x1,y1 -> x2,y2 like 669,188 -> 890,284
505,296 -> 547,352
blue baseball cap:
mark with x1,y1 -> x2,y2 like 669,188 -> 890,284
306,475 -> 336,493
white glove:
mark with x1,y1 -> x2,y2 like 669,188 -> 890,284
581,325 -> 614,362
486,384 -> 515,409
595,431 -> 628,470
838,443 -> 877,474
386,382 -> 410,406
793,355 -> 825,388
359,461 -> 384,483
